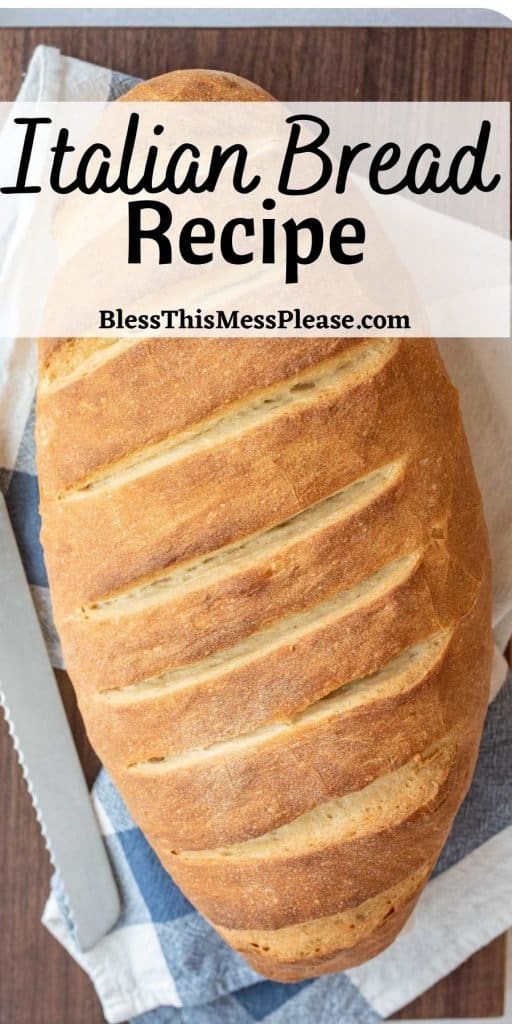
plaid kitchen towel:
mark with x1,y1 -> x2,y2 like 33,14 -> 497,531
0,47 -> 511,1024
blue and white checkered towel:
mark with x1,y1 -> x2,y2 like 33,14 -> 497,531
1,48 -> 512,1024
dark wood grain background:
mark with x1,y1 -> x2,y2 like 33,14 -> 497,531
0,25 -> 509,1024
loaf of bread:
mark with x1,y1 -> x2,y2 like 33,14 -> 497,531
36,70 -> 492,982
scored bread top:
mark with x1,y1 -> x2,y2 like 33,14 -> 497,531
36,69 -> 492,976
37,333 -> 491,894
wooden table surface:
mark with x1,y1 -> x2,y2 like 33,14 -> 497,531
0,24 -> 509,1024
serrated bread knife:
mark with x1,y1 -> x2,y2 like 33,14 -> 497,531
0,492 -> 120,949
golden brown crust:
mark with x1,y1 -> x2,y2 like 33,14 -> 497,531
118,68 -> 273,104
157,737 -> 475,930
36,67 -> 493,983
63,457 -> 411,686
219,864 -> 432,979
230,882 -> 424,980
40,339 -> 465,615
81,535 -> 480,780
107,593 -> 487,849
37,338 -> 353,494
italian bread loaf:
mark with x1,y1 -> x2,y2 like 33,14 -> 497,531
36,70 -> 492,982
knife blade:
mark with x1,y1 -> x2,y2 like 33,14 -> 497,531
0,492 -> 120,949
